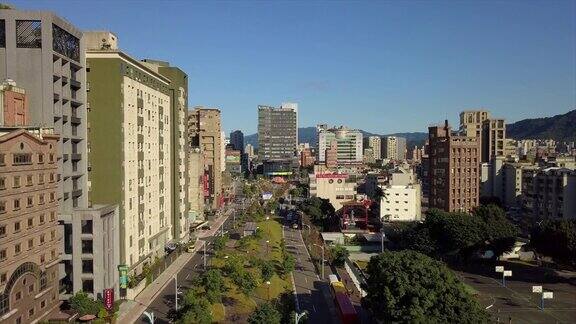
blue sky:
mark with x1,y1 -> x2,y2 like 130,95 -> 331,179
11,0 -> 576,135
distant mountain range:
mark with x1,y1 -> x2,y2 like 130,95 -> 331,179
244,109 -> 576,149
507,109 -> 576,142
244,127 -> 428,149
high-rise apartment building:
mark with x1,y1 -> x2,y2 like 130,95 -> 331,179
0,12 -> 119,300
0,126 -> 60,323
86,32 -> 172,275
368,136 -> 381,160
459,110 -> 505,162
141,59 -> 190,244
460,110 -> 490,138
382,136 -> 407,161
380,169 -> 422,222
428,121 -> 480,212
188,147 -> 205,222
230,130 -> 244,153
317,125 -> 363,166
257,103 -> 298,162
522,167 -> 576,220
187,107 -> 223,210
244,143 -> 254,158
481,118 -> 506,162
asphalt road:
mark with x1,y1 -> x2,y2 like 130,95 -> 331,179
137,206 -> 238,323
283,225 -> 340,323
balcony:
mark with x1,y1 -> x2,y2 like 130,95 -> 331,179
53,93 -> 60,101
71,153 -> 81,161
62,76 -> 68,84
72,189 -> 82,197
70,79 -> 81,89
71,116 -> 81,124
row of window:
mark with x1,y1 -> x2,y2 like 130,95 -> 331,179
0,245 -> 58,265
0,192 -> 56,213
0,172 -> 57,190
0,211 -> 57,238
0,152 -> 55,166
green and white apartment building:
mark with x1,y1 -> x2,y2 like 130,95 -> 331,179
85,32 -> 189,277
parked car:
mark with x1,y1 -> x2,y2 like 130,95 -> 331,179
165,243 -> 177,254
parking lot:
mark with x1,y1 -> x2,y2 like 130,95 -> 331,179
453,261 -> 576,323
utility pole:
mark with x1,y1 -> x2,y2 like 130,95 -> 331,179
174,275 -> 178,311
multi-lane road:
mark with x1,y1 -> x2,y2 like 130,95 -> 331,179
283,224 -> 340,323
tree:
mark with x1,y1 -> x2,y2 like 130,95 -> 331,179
201,269 -> 225,303
238,271 -> 258,296
473,204 -> 518,257
331,245 -> 350,267
260,260 -> 275,282
531,219 -> 576,266
178,294 -> 212,324
248,302 -> 282,324
69,291 -> 103,317
280,254 -> 296,275
363,251 -> 489,323
213,235 -> 228,252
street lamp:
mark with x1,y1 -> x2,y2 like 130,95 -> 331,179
266,280 -> 271,301
495,266 -> 512,287
294,311 -> 308,324
380,229 -> 386,253
313,243 -> 325,280
532,286 -> 554,310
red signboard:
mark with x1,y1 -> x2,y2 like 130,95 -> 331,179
203,174 -> 210,197
103,288 -> 114,310
315,173 -> 349,179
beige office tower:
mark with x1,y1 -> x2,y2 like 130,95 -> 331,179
188,147 -> 205,222
460,110 -> 505,162
460,110 -> 490,138
187,107 -> 222,210
382,136 -> 406,161
368,136 -> 381,160
86,32 -> 173,275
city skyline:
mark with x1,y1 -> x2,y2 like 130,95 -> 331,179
9,0 -> 576,134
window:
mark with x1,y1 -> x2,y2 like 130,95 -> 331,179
40,234 -> 45,244
28,284 -> 34,293
81,220 -> 93,234
0,19 -> 5,48
50,211 -> 56,222
0,177 -> 5,190
13,176 -> 20,188
26,175 -> 33,186
82,260 -> 93,274
38,173 -> 44,184
28,307 -> 34,317
0,249 -> 6,261
0,201 -> 5,213
14,198 -> 21,210
40,214 -> 45,224
0,225 -> 5,237
15,244 -> 21,254
14,221 -> 20,232
16,20 -> 41,48
50,230 -> 55,240
50,192 -> 55,202
38,153 -> 44,163
0,273 -> 6,284
27,196 -> 33,207
52,24 -> 80,61
40,300 -> 46,309
81,240 -> 93,254
28,239 -> 33,250
15,291 -> 21,301
28,218 -> 33,228
82,279 -> 94,293
13,153 -> 32,165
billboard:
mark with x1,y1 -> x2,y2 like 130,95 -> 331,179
118,265 -> 129,289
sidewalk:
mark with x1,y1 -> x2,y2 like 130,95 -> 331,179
117,208 -> 232,323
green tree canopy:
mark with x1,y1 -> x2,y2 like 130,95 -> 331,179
260,260 -> 275,282
363,251 -> 489,323
201,269 -> 226,303
69,291 -> 103,317
248,302 -> 282,324
213,234 -> 228,252
178,294 -> 212,324
531,219 -> 576,266
331,244 -> 350,267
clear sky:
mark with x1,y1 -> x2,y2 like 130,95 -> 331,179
10,0 -> 576,135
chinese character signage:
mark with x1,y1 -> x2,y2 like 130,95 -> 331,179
118,265 -> 129,289
104,288 -> 114,310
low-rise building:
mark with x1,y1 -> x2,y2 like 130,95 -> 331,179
308,171 -> 357,211
522,167 -> 576,220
